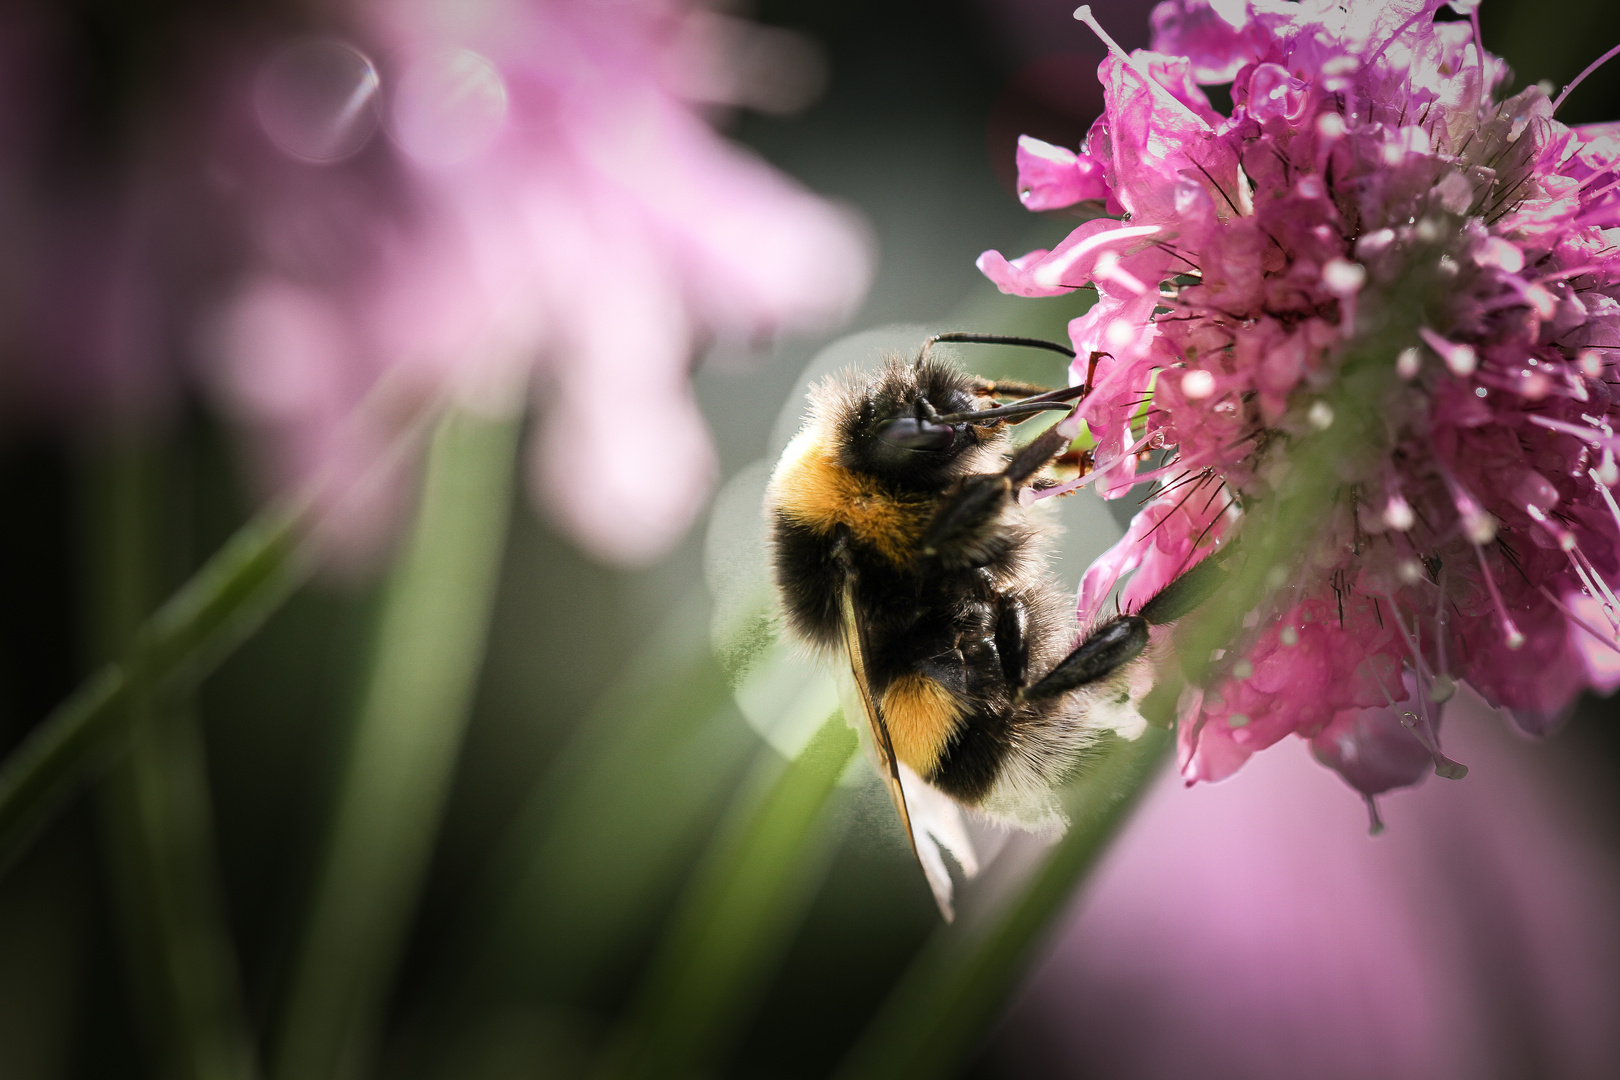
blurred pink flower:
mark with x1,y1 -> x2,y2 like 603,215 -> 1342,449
992,698 -> 1620,1080
0,0 -> 872,565
980,0 -> 1620,799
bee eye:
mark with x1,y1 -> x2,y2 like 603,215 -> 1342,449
876,417 -> 956,451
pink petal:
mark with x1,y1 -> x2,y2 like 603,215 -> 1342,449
1015,134 -> 1110,211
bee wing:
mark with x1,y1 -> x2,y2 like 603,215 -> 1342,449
841,575 -> 970,921
836,576 -> 920,866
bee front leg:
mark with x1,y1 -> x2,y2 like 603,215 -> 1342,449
994,597 -> 1030,690
970,377 -> 1058,399
919,425 -> 1072,566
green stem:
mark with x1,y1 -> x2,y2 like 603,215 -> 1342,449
85,444 -> 259,1080
0,500 -> 304,878
834,728 -> 1171,1080
99,697 -> 260,1080
460,589 -> 748,1004
271,410 -> 519,1080
602,714 -> 858,1080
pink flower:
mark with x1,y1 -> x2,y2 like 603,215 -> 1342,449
982,1 -> 1620,800
994,702 -> 1620,1079
0,0 -> 872,566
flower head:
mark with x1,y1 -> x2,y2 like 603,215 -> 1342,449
1,0 -> 872,565
982,1 -> 1620,805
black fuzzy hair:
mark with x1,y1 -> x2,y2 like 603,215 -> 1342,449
811,354 -> 1002,491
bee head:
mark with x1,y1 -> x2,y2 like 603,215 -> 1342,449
835,356 -> 994,487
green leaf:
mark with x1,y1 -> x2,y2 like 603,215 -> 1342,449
833,728 -> 1170,1080
601,713 -> 859,1080
271,410 -> 519,1080
0,506 -> 304,877
84,443 -> 259,1080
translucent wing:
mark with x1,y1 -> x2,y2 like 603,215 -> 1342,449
837,574 -> 919,865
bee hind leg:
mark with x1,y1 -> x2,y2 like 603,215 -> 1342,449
1016,615 -> 1148,703
1018,543 -> 1237,702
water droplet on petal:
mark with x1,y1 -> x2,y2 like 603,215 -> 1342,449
255,40 -> 381,163
392,48 -> 509,166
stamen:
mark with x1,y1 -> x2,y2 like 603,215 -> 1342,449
1469,8 -> 1485,77
1364,7 -> 1435,71
1438,467 -> 1495,544
1572,543 -> 1620,630
1529,414 -> 1620,451
1474,544 -> 1525,650
1553,41 -> 1620,114
1588,466 -> 1620,534
1431,570 -> 1454,703
1363,643 -> 1467,779
1539,584 -> 1620,657
1525,504 -> 1576,551
1073,7 -> 1213,132
1364,795 -> 1386,836
1022,429 -> 1156,504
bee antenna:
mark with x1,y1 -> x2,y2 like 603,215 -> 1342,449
921,332 -> 1078,364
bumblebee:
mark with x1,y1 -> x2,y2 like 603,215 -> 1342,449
765,333 -> 1223,906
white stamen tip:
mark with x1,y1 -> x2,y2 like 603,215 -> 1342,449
1233,659 -> 1254,679
1397,558 -> 1424,584
1227,713 -> 1250,728
1322,258 -> 1366,295
1505,627 -> 1526,650
1308,400 -> 1335,430
1279,626 -> 1299,646
1384,495 -> 1415,531
1428,673 -> 1456,702
1396,346 -> 1422,379
1182,369 -> 1216,399
1464,512 -> 1497,545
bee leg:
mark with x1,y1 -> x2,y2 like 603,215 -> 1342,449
970,377 -> 1058,399
920,425 -> 1071,564
994,598 -> 1030,690
1017,545 -> 1237,702
1016,615 -> 1149,703
1136,551 -> 1230,626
